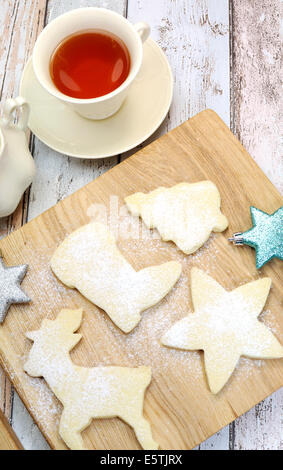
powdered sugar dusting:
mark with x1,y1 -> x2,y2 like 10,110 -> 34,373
50,223 -> 181,333
28,377 -> 61,425
20,215 -> 281,429
24,308 -> 158,450
125,182 -> 228,254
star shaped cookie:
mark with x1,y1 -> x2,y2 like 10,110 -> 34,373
162,268 -> 283,394
0,257 -> 30,323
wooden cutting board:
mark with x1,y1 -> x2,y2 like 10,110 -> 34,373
0,110 -> 282,450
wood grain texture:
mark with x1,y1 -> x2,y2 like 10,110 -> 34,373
0,110 -> 282,450
0,0 -> 281,451
230,0 -> 283,450
28,0 -> 127,222
0,0 -> 47,427
2,0 -> 231,451
0,0 -> 47,237
231,0 -> 282,193
232,390 -> 283,450
7,0 -> 127,450
14,0 -> 231,449
126,0 -> 231,450
0,408 -> 23,450
125,0 -> 229,150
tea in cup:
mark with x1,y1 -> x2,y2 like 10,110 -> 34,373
32,8 -> 150,120
50,29 -> 131,100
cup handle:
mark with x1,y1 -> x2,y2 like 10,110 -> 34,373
2,97 -> 30,131
134,22 -> 151,43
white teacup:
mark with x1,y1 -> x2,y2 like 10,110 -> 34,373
32,8 -> 150,120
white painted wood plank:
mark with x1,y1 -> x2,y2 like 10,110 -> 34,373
127,0 -> 230,450
27,0 -> 127,221
128,0 -> 230,130
232,389 -> 283,450
11,393 -> 50,450
0,0 -> 47,237
231,0 -> 282,450
121,0 -> 230,163
195,427 -> 231,450
0,0 -> 47,445
231,0 -> 282,194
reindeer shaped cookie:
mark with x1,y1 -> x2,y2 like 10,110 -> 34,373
51,223 -> 182,333
24,308 -> 158,450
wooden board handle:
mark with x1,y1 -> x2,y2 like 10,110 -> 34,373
0,409 -> 23,450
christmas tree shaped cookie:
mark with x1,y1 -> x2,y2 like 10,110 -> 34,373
51,223 -> 181,333
125,181 -> 228,255
162,268 -> 283,394
25,308 -> 158,450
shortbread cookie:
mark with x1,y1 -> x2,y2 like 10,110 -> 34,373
51,223 -> 181,333
25,309 -> 158,450
125,181 -> 228,254
162,268 -> 283,394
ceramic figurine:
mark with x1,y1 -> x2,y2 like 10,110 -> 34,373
0,97 -> 35,218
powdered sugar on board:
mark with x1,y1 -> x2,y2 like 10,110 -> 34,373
24,309 -> 158,450
18,215 -> 281,429
161,269 -> 283,393
50,222 -> 181,333
27,377 -> 61,428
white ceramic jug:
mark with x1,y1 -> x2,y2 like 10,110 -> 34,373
0,97 -> 35,218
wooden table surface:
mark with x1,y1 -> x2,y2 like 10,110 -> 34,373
0,0 -> 281,450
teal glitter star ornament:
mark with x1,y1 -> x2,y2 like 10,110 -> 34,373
229,206 -> 283,269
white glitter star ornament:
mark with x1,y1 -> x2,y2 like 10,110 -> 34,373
0,256 -> 31,323
162,268 -> 283,394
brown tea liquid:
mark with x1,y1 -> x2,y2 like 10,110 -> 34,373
50,30 -> 131,99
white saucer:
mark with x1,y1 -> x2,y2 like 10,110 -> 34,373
19,38 -> 173,159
